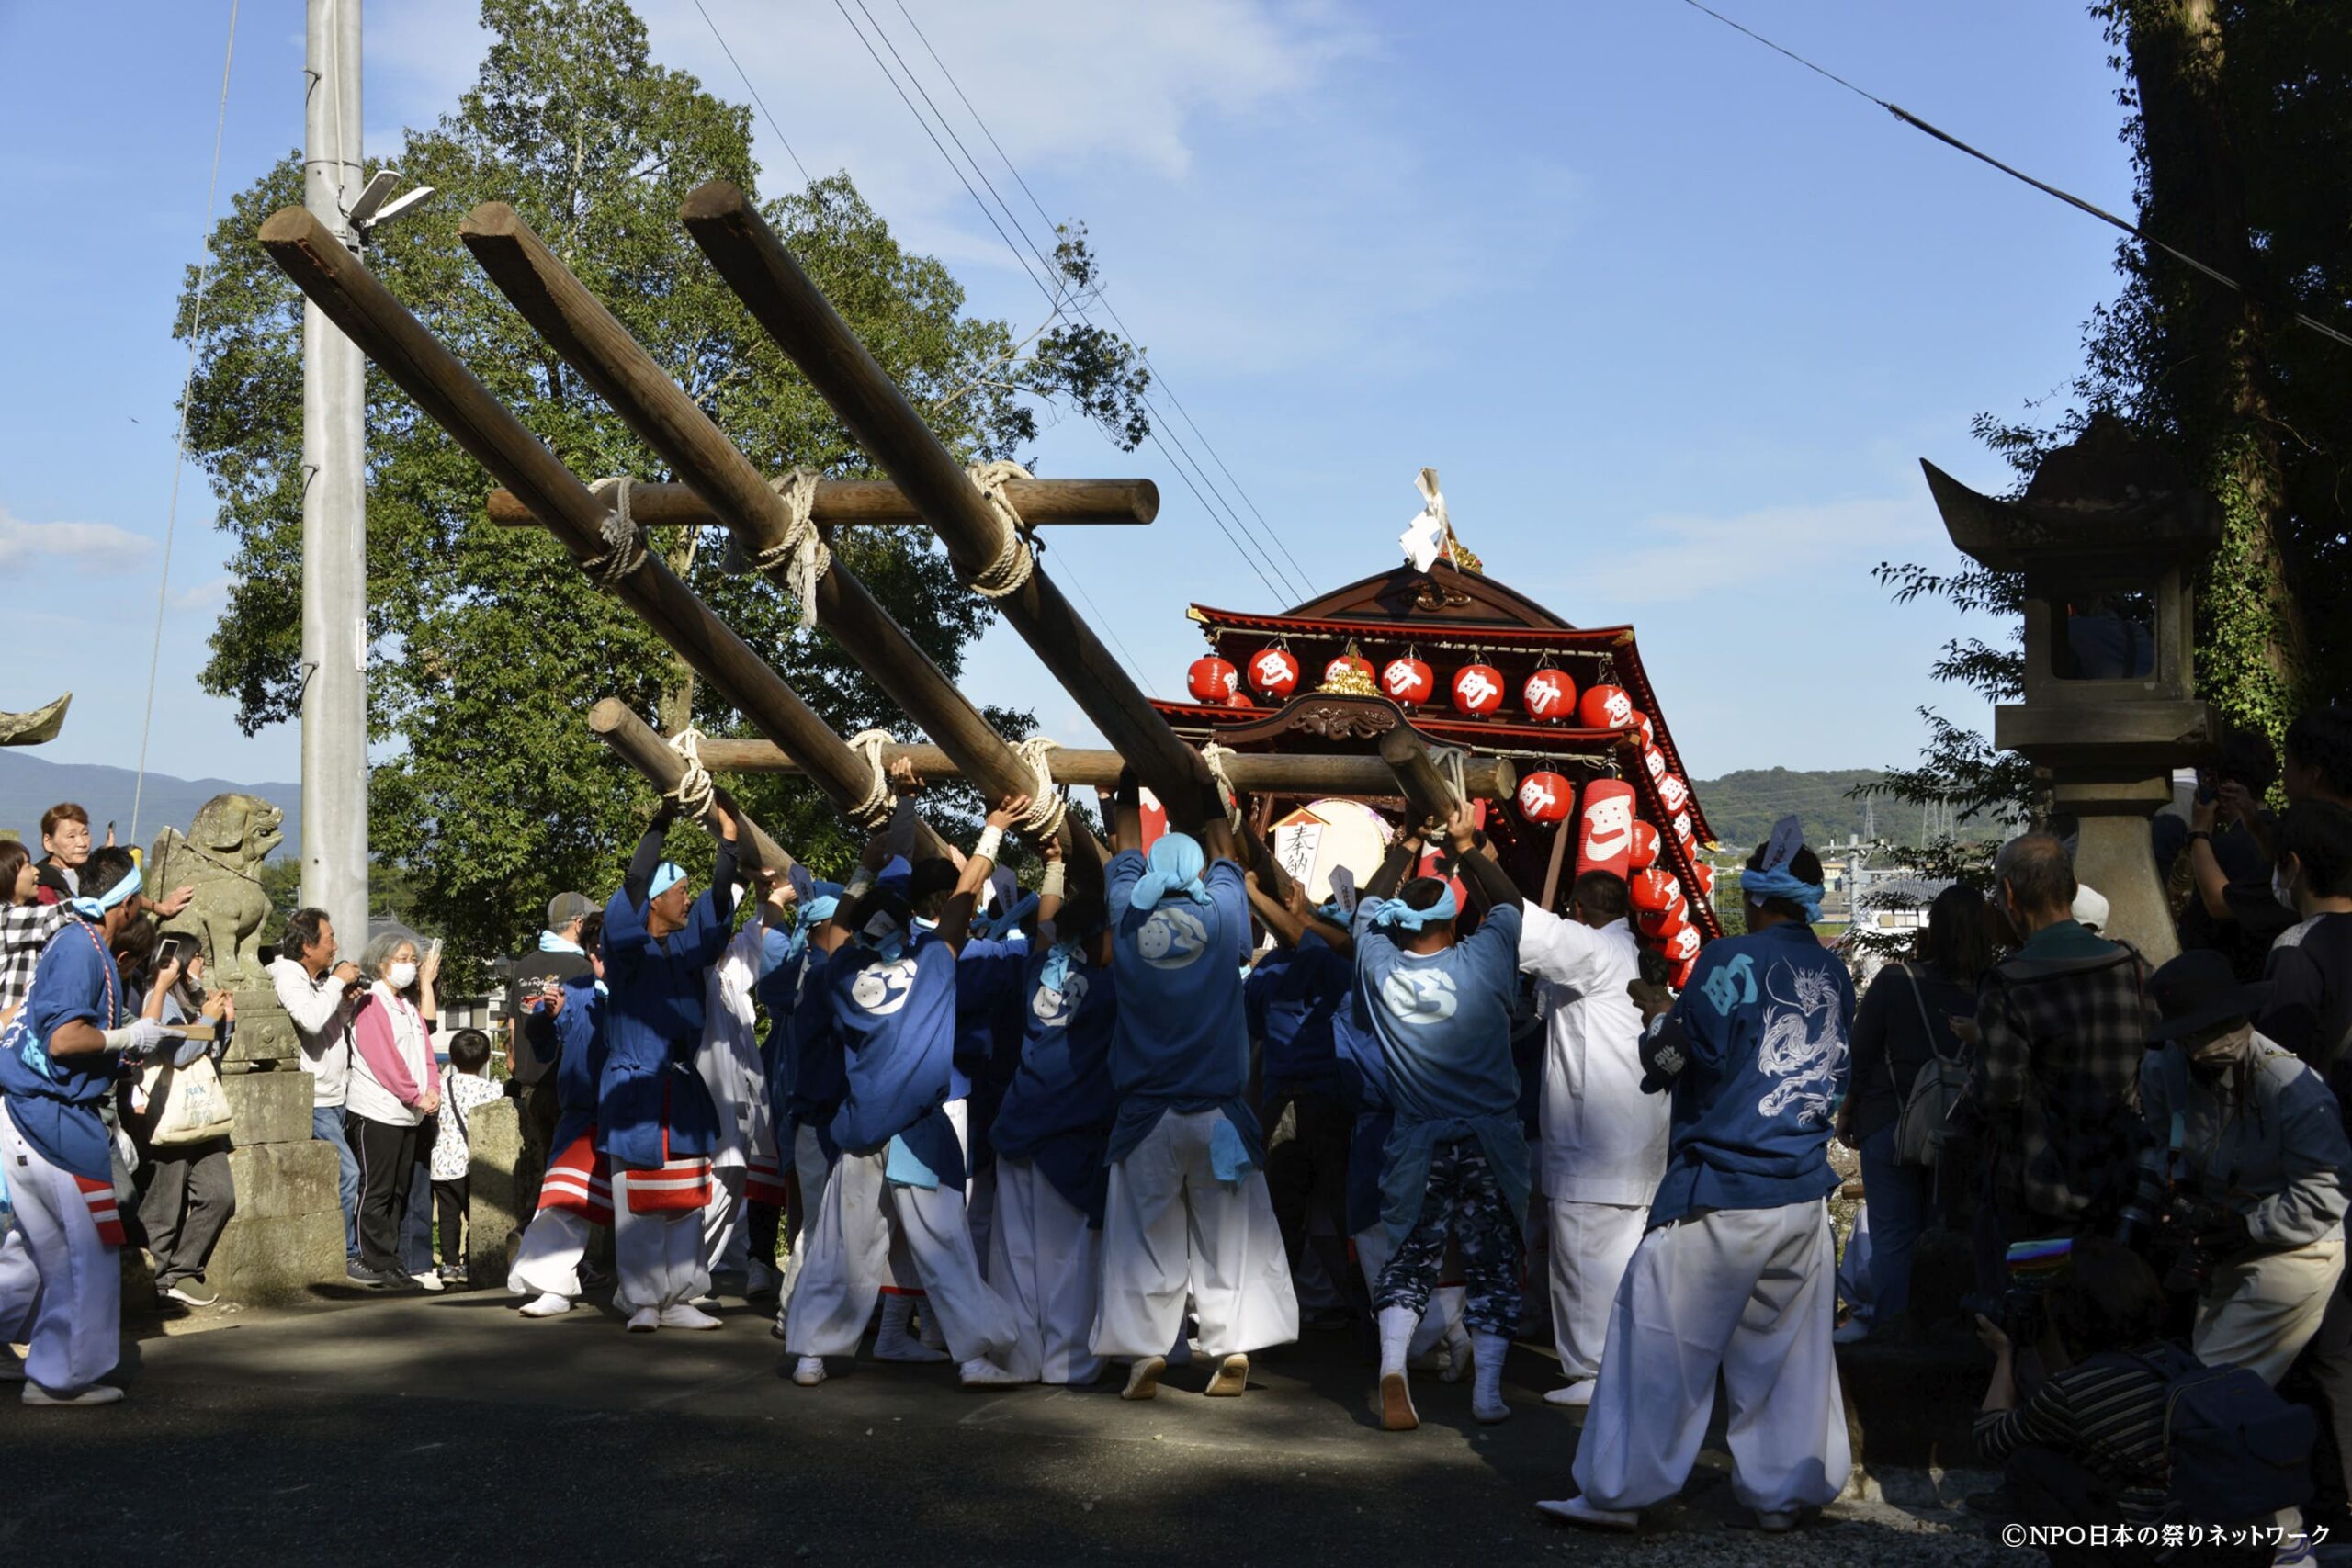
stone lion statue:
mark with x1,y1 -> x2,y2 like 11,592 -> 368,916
151,793 -> 287,990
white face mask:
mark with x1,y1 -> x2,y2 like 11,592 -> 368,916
2274,864 -> 2301,914
388,961 -> 419,991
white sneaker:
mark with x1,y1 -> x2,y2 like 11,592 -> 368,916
958,1357 -> 1023,1388
412,1271 -> 445,1293
23,1381 -> 124,1407
519,1292 -> 573,1319
1121,1355 -> 1166,1401
1205,1353 -> 1250,1397
791,1355 -> 828,1387
659,1303 -> 723,1331
1535,1496 -> 1636,1531
1831,1316 -> 1871,1345
1544,1380 -> 1597,1407
1379,1370 -> 1419,1431
625,1307 -> 661,1333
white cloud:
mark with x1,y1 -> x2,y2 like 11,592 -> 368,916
0,503 -> 151,572
1571,495 -> 1947,607
169,576 -> 233,611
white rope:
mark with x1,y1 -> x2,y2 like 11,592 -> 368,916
739,468 -> 830,632
1012,736 -> 1068,837
1200,741 -> 1244,829
1431,743 -> 1470,811
844,728 -> 897,828
581,476 -> 650,588
964,459 -> 1037,598
664,726 -> 716,818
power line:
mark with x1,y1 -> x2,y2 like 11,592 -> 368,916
1674,0 -> 2352,352
134,0 -> 242,842
691,0 -> 812,187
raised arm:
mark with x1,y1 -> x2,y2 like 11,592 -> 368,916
1442,802 -> 1519,915
1107,770 -> 1144,857
1036,833 -> 1066,929
622,807 -> 678,909
939,793 -> 1029,954
1365,825 -> 1423,902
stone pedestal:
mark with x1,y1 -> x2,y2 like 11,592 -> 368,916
204,986 -> 345,1304
465,1097 -> 524,1290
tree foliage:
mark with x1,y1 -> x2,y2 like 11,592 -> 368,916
177,0 -> 1149,975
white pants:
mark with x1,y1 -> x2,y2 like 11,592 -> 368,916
967,1161 -> 998,1280
786,1146 -> 1015,1364
1354,1224 -> 1460,1360
508,1205 -> 594,1301
989,1157 -> 1103,1384
704,1165 -> 749,1279
2196,1239 -> 2346,1386
0,1111 -> 121,1392
777,1124 -> 831,1320
1091,1110 -> 1300,1360
612,1168 -> 712,1314
1549,1198 -> 1647,1384
1574,1201 -> 1849,1515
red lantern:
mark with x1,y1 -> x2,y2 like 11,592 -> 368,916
1224,689 -> 1257,710
1187,655 -> 1238,705
1323,651 -> 1374,688
1638,903 -> 1690,941
1666,924 -> 1703,966
1522,668 -> 1576,722
1635,714 -> 1655,747
1575,780 -> 1638,878
1579,683 -> 1636,731
1451,663 -> 1505,716
1642,746 -> 1668,785
1669,954 -> 1698,990
1627,820 -> 1662,870
1630,868 -> 1682,913
1515,770 -> 1573,825
1381,656 -> 1434,706
1672,809 -> 1695,844
1658,773 -> 1691,815
1248,646 -> 1299,699
1690,863 -> 1715,899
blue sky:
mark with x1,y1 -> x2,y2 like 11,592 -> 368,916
0,0 -> 2133,796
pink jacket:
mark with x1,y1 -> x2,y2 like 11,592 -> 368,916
348,984 -> 433,1125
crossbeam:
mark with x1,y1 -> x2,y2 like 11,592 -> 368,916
487,478 -> 1155,529
588,700 -> 792,873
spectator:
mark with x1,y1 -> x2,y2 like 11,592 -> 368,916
122,936 -> 237,1308
268,908 -> 366,1273
1838,882 -> 1999,1339
2137,949 -> 2347,1385
2261,802 -> 2352,1077
508,892 -> 596,1219
1967,834 -> 2158,1294
346,929 -> 441,1290
2,839 -> 67,1025
30,802 -> 101,907
2284,707 -> 2352,809
1973,1238 -> 2179,1562
427,1028 -> 504,1284
2183,728 -> 2296,984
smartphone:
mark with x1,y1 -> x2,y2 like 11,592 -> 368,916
154,932 -> 193,972
425,937 -> 443,971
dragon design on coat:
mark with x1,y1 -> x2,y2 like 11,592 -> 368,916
1754,959 -> 1846,1126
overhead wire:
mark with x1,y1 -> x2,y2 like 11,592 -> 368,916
691,0 -> 813,186
1674,0 -> 2352,352
133,0 -> 242,842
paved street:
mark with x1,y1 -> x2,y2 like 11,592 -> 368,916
6,1288 -> 2007,1566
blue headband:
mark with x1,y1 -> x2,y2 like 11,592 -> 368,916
1038,935 -> 1083,997
650,861 -> 686,898
801,894 -> 841,926
69,860 -> 142,922
1132,833 -> 1213,908
1372,885 -> 1458,931
1744,814 -> 1824,921
979,890 -> 1040,941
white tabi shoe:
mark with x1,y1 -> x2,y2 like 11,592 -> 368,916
791,1355 -> 828,1387
957,1357 -> 1022,1389
659,1303 -> 723,1331
874,1324 -> 950,1363
1543,1379 -> 1596,1408
23,1382 -> 124,1407
625,1307 -> 661,1333
1204,1353 -> 1250,1397
1378,1371 -> 1419,1432
1439,1325 -> 1474,1384
518,1292 -> 573,1318
1535,1496 -> 1636,1532
1120,1355 -> 1166,1401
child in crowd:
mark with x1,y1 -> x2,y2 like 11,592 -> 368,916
429,1029 -> 505,1281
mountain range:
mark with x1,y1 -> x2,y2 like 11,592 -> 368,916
0,750 -> 300,859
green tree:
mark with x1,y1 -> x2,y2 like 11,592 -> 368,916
177,0 -> 1147,977
1874,1 -> 2351,820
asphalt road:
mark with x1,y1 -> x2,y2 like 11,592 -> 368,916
6,1288 -> 2008,1567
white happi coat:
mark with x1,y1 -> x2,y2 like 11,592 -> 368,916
696,920 -> 780,1177
1518,907 -> 1668,1203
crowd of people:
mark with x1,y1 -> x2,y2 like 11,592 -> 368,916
3,705 -> 2351,1557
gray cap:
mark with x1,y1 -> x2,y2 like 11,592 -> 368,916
546,891 -> 595,931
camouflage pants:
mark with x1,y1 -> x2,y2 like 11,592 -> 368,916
1374,1138 -> 1523,1337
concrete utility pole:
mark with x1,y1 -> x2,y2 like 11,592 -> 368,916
301,0 -> 369,953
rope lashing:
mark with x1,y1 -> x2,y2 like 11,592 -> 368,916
1012,735 -> 1068,838
736,468 -> 831,632
1200,741 -> 1245,829
845,728 -> 898,829
1431,744 -> 1470,810
963,460 -> 1037,599
582,476 -> 650,589
663,726 -> 716,818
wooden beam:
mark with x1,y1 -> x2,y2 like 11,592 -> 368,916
254,206 -> 950,862
678,180 -> 1223,835
459,202 -> 1101,864
487,477 -> 1154,529
1379,726 -> 1480,835
688,736 -> 1520,799
588,699 -> 791,874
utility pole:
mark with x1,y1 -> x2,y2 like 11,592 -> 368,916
301,0 -> 368,953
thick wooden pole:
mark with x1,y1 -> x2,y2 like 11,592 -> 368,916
254,206 -> 948,862
588,699 -> 791,874
487,477 -> 1154,529
460,203 -> 1100,863
679,180 -> 1221,833
1379,727 -> 1467,834
689,736 -> 1519,798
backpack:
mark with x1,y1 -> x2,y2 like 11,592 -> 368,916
2107,1344 -> 2316,1526
1892,965 -> 1970,1168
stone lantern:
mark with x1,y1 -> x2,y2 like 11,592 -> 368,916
1920,414 -> 2222,962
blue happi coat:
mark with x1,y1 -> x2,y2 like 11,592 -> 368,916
1644,920 -> 1854,1230
523,971 -> 609,1158
829,939 -> 966,1190
1245,930 -> 1350,1102
0,917 -> 129,1182
989,944 -> 1118,1224
952,933 -> 1032,1176
1104,849 -> 1259,1166
598,876 -> 735,1170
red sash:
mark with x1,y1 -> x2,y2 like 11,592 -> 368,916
538,1129 -> 614,1228
622,1099 -> 711,1215
745,1153 -> 788,1207
74,1174 -> 126,1248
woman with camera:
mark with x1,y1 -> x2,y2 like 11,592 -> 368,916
345,930 -> 441,1290
120,924 -> 237,1307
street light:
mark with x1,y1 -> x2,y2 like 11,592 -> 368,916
345,167 -> 435,243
